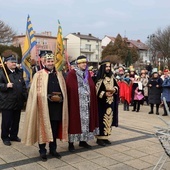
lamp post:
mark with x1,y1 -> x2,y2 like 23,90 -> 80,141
147,34 -> 155,63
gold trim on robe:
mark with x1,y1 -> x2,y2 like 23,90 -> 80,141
22,69 -> 68,146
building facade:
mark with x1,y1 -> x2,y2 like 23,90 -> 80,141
13,31 -> 67,62
65,32 -> 102,67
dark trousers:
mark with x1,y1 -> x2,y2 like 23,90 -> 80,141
39,120 -> 59,155
123,100 -> 129,111
144,96 -> 149,105
133,100 -> 140,111
150,104 -> 159,113
1,109 -> 21,141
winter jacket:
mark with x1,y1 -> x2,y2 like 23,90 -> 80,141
162,76 -> 170,102
0,67 -> 27,110
148,77 -> 162,104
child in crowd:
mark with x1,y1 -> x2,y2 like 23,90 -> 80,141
132,76 -> 144,112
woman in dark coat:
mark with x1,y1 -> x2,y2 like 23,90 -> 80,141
148,72 -> 163,115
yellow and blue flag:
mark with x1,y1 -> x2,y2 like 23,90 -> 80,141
21,15 -> 37,88
55,20 -> 64,71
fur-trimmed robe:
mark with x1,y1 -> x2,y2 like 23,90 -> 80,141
22,69 -> 68,145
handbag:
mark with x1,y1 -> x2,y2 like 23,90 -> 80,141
136,93 -> 144,100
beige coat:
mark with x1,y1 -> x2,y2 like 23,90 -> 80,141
22,69 -> 68,145
141,77 -> 148,96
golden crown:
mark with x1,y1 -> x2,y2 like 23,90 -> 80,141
45,53 -> 54,59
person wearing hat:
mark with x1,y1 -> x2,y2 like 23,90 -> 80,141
161,69 -> 170,116
0,54 -> 28,146
95,60 -> 119,146
22,52 -> 68,161
69,59 -> 76,70
119,72 -> 132,111
146,61 -> 153,77
66,55 -> 99,152
32,50 -> 52,76
148,72 -> 163,115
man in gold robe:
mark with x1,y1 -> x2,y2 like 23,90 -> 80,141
22,52 -> 68,161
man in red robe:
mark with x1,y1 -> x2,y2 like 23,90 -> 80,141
66,55 -> 99,152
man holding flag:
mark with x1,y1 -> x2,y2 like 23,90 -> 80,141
0,54 -> 27,146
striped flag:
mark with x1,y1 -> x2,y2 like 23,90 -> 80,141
21,15 -> 37,88
55,20 -> 64,71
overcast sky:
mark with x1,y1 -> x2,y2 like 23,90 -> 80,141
1,0 -> 170,43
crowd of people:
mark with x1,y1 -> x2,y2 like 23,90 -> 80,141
102,63 -> 170,116
0,50 -> 170,162
0,51 -> 119,162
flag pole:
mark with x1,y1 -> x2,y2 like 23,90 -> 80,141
0,56 -> 11,83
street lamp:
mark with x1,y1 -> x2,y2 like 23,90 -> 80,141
147,34 -> 155,63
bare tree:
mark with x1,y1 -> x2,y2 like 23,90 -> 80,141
0,20 -> 16,44
103,55 -> 123,64
152,26 -> 170,67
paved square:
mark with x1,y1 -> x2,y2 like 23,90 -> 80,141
0,104 -> 170,170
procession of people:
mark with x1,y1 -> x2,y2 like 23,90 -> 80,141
0,50 -> 169,162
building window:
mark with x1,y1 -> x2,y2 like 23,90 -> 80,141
85,44 -> 91,51
43,39 -> 47,45
96,55 -> 98,60
86,54 -> 91,61
37,38 -> 40,44
96,45 -> 99,49
87,40 -> 90,42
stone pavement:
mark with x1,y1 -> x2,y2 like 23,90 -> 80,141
0,104 -> 170,170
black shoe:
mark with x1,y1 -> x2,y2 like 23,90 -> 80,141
10,137 -> 21,142
103,139 -> 111,145
50,151 -> 61,159
136,110 -> 139,112
3,140 -> 11,146
40,154 -> 47,162
96,139 -> 106,146
156,112 -> 159,115
68,143 -> 75,152
79,141 -> 92,149
148,111 -> 153,114
162,113 -> 168,116
132,110 -> 135,112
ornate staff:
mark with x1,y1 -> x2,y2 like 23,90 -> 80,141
0,56 -> 11,83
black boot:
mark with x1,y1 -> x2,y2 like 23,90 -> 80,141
79,141 -> 92,149
50,150 -> 61,159
127,104 -> 129,111
148,104 -> 154,114
136,101 -> 140,112
132,101 -> 136,111
123,102 -> 127,111
96,139 -> 106,146
156,104 -> 159,115
68,142 -> 75,152
39,143 -> 47,161
103,139 -> 111,145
